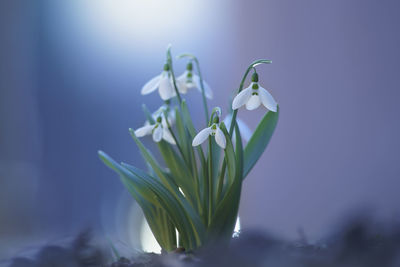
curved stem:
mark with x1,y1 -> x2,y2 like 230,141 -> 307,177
228,59 -> 272,136
217,59 -> 272,203
177,53 -> 209,124
162,111 -> 185,161
207,138 -> 213,225
208,107 -> 221,126
166,46 -> 182,104
193,58 -> 209,124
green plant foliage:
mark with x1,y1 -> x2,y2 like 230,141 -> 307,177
98,48 -> 279,252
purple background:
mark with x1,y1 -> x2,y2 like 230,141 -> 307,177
1,0 -> 399,258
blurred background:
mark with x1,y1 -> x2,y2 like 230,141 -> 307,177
1,0 -> 399,259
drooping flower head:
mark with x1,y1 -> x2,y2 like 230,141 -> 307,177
232,72 -> 277,111
141,63 -> 176,100
149,104 -> 175,126
135,115 -> 175,144
223,114 -> 252,142
177,62 -> 213,99
192,113 -> 226,149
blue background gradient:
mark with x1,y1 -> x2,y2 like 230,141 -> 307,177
1,0 -> 399,258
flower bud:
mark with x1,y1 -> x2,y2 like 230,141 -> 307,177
251,72 -> 259,82
186,62 -> 193,71
213,116 -> 219,124
163,63 -> 170,71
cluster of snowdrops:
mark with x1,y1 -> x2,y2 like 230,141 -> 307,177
99,47 -> 279,252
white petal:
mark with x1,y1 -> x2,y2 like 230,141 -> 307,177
259,86 -> 278,112
214,126 -> 226,149
152,125 -> 163,142
176,71 -> 186,82
141,74 -> 161,95
176,79 -> 188,94
158,76 -> 175,100
134,125 -> 154,137
236,118 -> 252,141
223,114 -> 252,142
245,95 -> 261,110
232,87 -> 252,110
192,127 -> 212,146
223,114 -> 232,129
162,128 -> 176,144
168,111 -> 176,125
194,75 -> 213,99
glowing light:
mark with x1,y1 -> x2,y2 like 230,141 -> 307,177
140,218 -> 162,253
78,0 -> 209,50
140,217 -> 241,253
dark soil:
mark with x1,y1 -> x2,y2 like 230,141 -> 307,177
6,217 -> 400,267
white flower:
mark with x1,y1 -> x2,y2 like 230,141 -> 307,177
135,116 -> 175,145
192,123 -> 226,149
141,64 -> 176,101
232,76 -> 277,111
149,105 -> 175,126
223,114 -> 252,142
176,64 -> 213,99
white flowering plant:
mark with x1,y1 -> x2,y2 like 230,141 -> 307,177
98,46 -> 279,252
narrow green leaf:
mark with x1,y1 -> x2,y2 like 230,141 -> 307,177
99,151 -> 176,250
174,106 -> 191,160
98,151 -> 159,206
219,122 -> 236,188
243,106 -> 279,178
129,129 -> 179,194
122,163 -> 206,250
208,124 -> 243,244
156,140 -> 197,207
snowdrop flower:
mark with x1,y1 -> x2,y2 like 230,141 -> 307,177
135,116 -> 176,145
177,62 -> 213,99
146,105 -> 175,127
141,64 -> 176,100
192,122 -> 226,149
232,72 -> 277,111
223,114 -> 252,142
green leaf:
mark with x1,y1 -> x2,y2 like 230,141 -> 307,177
219,122 -> 236,188
208,124 -> 243,244
121,163 -> 206,250
98,151 -> 176,250
129,129 -> 179,194
98,151 -> 159,206
243,106 -> 279,178
181,100 -> 206,162
156,139 -> 197,207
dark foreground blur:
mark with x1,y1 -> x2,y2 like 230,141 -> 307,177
4,216 -> 400,267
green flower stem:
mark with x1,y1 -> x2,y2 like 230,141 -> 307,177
228,59 -> 272,135
163,112 -> 184,156
193,58 -> 209,124
208,138 -> 213,225
187,132 -> 202,214
215,160 -> 226,202
177,53 -> 209,124
203,157 -> 209,226
166,46 -> 182,104
216,59 -> 272,203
